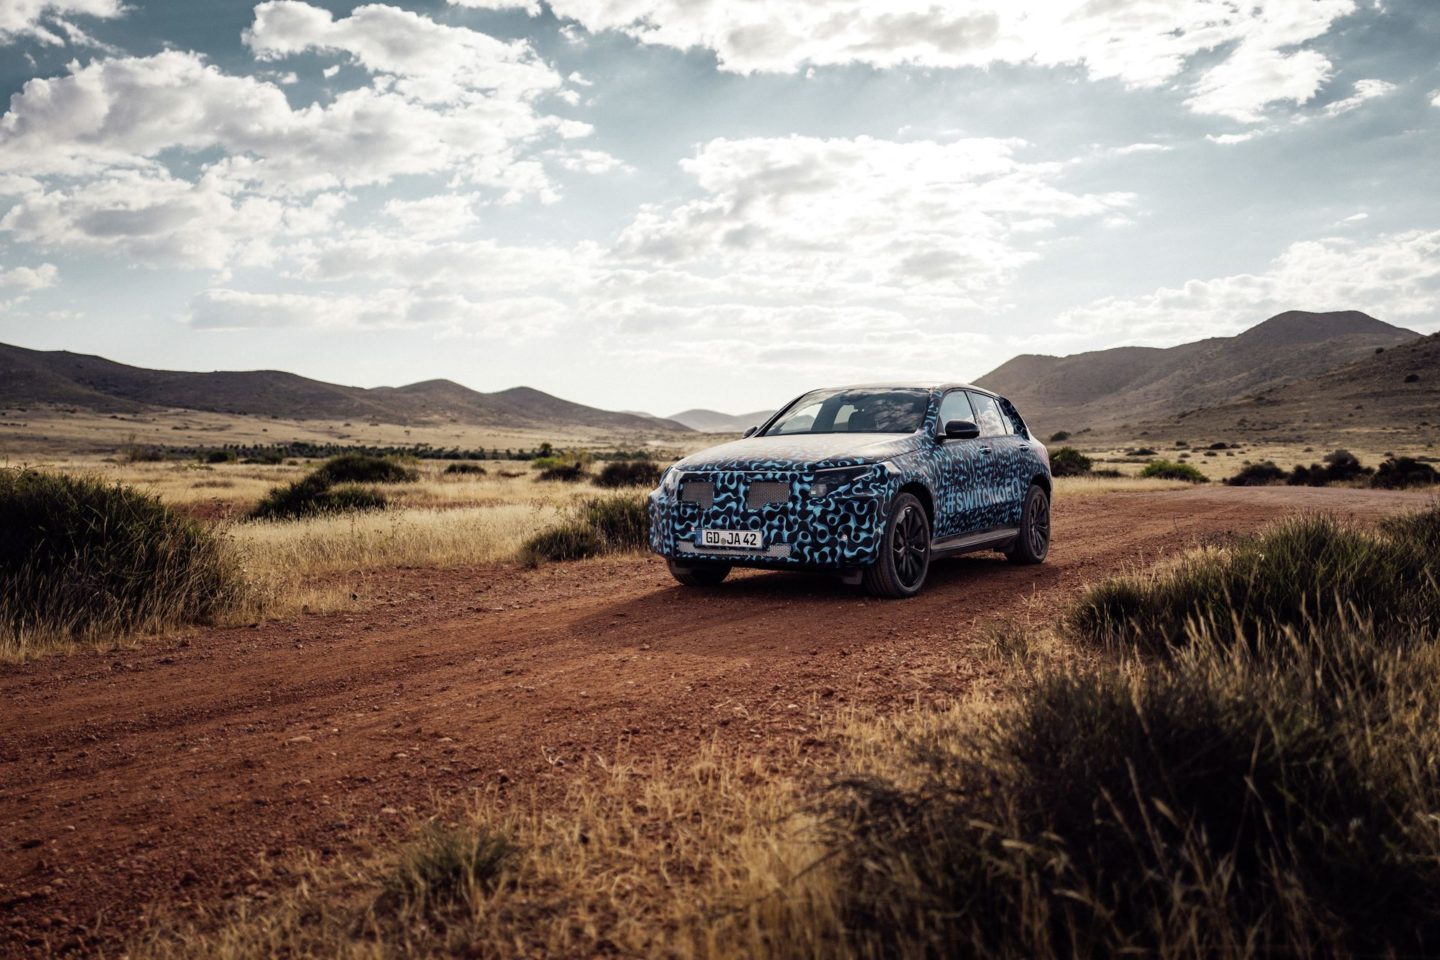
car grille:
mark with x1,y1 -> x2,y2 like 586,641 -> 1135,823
745,481 -> 790,510
680,480 -> 714,508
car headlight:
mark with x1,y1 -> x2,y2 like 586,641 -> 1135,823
809,464 -> 883,498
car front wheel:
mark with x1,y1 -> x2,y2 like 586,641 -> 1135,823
863,492 -> 931,598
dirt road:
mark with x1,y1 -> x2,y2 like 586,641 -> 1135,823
0,486 -> 1428,955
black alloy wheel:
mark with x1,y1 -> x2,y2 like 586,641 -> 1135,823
1008,483 -> 1051,564
863,492 -> 931,598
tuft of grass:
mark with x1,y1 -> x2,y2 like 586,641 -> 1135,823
312,453 -> 418,485
1068,508 -> 1440,653
249,473 -> 388,521
379,823 -> 517,915
1140,458 -> 1208,483
819,620 -> 1440,959
0,468 -> 243,658
519,493 -> 649,565
594,460 -> 663,488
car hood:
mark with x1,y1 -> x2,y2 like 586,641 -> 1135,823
674,432 -> 923,472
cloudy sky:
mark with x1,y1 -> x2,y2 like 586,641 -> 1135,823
1,0 -> 1437,414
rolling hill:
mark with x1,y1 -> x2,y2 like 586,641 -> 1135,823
1130,330 -> 1440,443
976,311 -> 1419,436
666,408 -> 778,433
0,343 -> 691,433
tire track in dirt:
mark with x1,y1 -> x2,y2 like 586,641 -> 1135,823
0,486 -> 1428,955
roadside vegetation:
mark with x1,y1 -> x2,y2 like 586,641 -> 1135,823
520,493 -> 650,564
1226,449 -> 1439,490
0,468 -> 244,660
132,497 -> 1440,959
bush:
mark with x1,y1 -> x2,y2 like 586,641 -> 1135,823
380,823 -> 516,915
1126,447 -> 1157,457
0,469 -> 241,652
201,449 -> 238,464
1224,460 -> 1286,486
1047,430 -> 1070,443
1140,458 -> 1207,483
249,474 -> 388,521
1372,456 -> 1439,489
313,454 -> 417,485
538,464 -> 587,483
520,494 -> 649,565
443,463 -> 488,477
821,626 -> 1440,958
1067,510 -> 1440,653
1047,447 -> 1092,478
595,460 -> 663,488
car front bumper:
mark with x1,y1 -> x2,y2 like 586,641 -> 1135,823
648,469 -> 888,569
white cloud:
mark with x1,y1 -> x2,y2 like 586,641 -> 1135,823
0,170 -> 346,269
1321,77 -> 1397,117
1206,131 -> 1265,146
186,287 -> 566,337
448,0 -> 543,15
0,50 -> 583,194
540,0 -> 1354,121
1185,44 -> 1332,122
245,2 -> 563,104
615,135 -> 1130,303
0,0 -> 120,45
1049,229 -> 1440,346
1432,90 -> 1440,108
382,193 -> 481,238
0,262 -> 59,292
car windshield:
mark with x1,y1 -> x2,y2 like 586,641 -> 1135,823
763,388 -> 929,436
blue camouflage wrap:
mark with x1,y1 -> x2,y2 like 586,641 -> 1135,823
648,385 -> 1050,570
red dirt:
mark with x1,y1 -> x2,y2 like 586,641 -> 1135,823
0,486 -> 1429,955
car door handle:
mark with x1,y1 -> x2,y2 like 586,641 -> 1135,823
978,446 -> 992,454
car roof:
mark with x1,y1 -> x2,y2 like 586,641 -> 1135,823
812,381 -> 998,397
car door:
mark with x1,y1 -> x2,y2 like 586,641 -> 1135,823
967,391 -> 1022,529
932,390 -> 986,538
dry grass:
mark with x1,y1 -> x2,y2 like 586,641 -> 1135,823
1052,474 -> 1190,495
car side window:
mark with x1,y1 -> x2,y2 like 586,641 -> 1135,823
936,391 -> 975,434
967,392 -> 1007,438
998,397 -> 1027,436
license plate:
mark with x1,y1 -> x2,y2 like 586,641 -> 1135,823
698,529 -> 764,550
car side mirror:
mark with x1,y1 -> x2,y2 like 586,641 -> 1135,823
743,425 -> 758,438
942,419 -> 980,440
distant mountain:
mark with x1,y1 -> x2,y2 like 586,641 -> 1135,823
976,310 -> 1419,435
666,408 -> 777,433
0,343 -> 691,433
1134,330 -> 1440,442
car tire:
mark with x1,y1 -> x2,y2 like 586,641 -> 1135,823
1007,483 -> 1051,565
668,560 -> 731,587
863,492 -> 931,598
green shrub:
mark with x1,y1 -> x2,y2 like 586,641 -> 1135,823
249,474 -> 388,521
1126,447 -> 1158,457
1047,430 -> 1070,443
595,460 -> 663,488
1048,447 -> 1092,478
201,449 -> 238,464
0,469 -> 242,654
1372,456 -> 1438,489
1140,458 -> 1207,483
1224,460 -> 1286,486
821,624 -> 1440,958
380,823 -> 516,915
313,454 -> 417,485
443,463 -> 488,477
520,494 -> 649,565
1067,510 -> 1440,653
